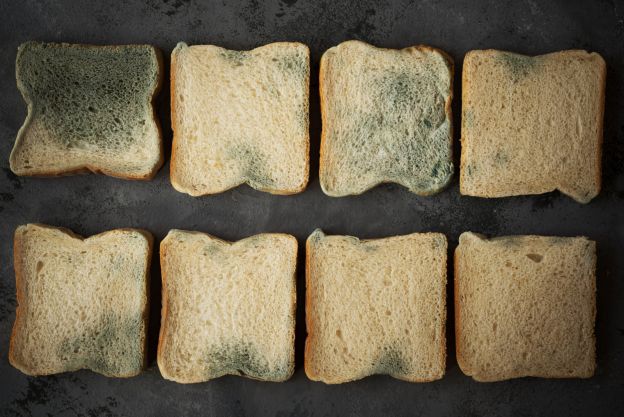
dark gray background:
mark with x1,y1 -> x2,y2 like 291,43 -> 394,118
1,0 -> 623,416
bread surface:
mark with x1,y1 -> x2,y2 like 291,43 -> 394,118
319,40 -> 454,196
305,229 -> 447,383
455,232 -> 596,381
10,42 -> 163,179
170,42 -> 310,196
9,223 -> 153,377
460,49 -> 606,203
158,230 -> 297,383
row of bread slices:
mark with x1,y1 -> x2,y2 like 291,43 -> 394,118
9,224 -> 596,383
10,40 -> 606,203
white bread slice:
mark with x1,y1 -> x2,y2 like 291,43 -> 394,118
319,40 -> 454,196
10,42 -> 163,180
455,232 -> 596,382
9,224 -> 153,377
158,230 -> 297,383
460,49 -> 606,203
170,42 -> 310,196
305,229 -> 447,383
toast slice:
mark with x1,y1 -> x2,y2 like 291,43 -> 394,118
460,49 -> 606,203
305,229 -> 447,383
9,224 -> 153,377
10,42 -> 163,180
158,230 -> 297,382
170,42 -> 310,196
319,40 -> 454,196
455,232 -> 596,381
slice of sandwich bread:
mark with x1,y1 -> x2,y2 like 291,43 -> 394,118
9,224 -> 153,377
10,42 -> 163,179
305,229 -> 447,383
170,42 -> 310,196
158,230 -> 297,382
455,232 -> 596,381
460,49 -> 606,203
319,40 -> 454,196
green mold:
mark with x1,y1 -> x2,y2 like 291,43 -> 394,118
16,42 -> 159,151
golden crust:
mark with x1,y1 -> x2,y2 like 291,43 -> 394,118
303,231 -> 316,381
453,242 -> 470,378
156,233 -> 171,380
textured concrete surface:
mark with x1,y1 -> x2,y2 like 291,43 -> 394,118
0,0 -> 623,416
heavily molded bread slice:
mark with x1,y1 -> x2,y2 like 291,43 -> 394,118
10,42 -> 163,179
170,42 -> 310,196
455,232 -> 596,382
319,40 -> 454,196
305,229 -> 447,383
158,230 -> 297,382
460,49 -> 606,203
9,224 -> 153,377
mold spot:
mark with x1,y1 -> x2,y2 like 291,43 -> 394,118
17,43 -> 158,151
226,143 -> 275,189
58,312 -> 144,376
220,50 -> 250,67
374,348 -> 409,376
206,342 -> 288,380
498,52 -> 538,82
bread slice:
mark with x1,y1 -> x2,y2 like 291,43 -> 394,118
455,232 -> 596,382
9,224 -> 153,377
460,49 -> 606,203
170,42 -> 310,196
10,42 -> 163,180
157,230 -> 297,383
305,229 -> 447,383
319,40 -> 454,197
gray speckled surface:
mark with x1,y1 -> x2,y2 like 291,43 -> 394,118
0,0 -> 623,416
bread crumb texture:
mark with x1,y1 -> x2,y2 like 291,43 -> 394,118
170,42 -> 310,195
9,224 -> 151,377
157,230 -> 297,382
460,49 -> 606,203
455,232 -> 596,381
10,42 -> 162,179
319,40 -> 454,196
305,229 -> 447,383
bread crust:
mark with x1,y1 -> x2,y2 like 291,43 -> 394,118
9,223 -> 153,377
304,229 -> 447,384
169,42 -> 310,196
303,230 -> 316,380
319,40 -> 454,197
459,49 -> 605,203
156,232 -> 172,380
157,229 -> 297,382
453,238 -> 469,378
9,43 -> 164,180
